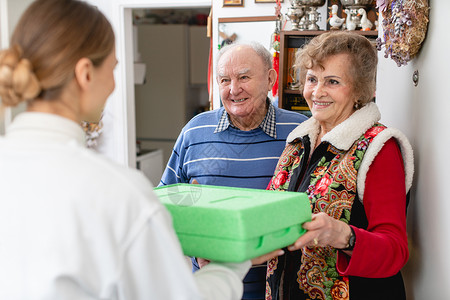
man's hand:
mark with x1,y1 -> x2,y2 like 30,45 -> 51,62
251,249 -> 284,265
197,258 -> 211,268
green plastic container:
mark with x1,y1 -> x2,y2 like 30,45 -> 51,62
154,183 -> 311,262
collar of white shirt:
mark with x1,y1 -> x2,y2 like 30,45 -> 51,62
214,98 -> 277,138
6,112 -> 86,146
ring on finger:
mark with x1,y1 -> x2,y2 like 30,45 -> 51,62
313,238 -> 319,245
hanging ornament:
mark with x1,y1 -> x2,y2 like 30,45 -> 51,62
271,0 -> 282,98
376,0 -> 429,67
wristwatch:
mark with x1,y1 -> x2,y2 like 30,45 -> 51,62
342,226 -> 356,251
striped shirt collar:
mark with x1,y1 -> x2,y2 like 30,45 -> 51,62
214,98 -> 277,138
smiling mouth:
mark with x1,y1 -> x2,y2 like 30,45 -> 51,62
313,101 -> 332,107
231,98 -> 247,103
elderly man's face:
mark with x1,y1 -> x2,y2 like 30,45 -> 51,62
216,46 -> 274,127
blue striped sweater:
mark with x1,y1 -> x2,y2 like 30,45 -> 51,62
159,106 -> 308,189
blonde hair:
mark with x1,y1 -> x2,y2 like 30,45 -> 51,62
296,31 -> 377,107
0,0 -> 115,106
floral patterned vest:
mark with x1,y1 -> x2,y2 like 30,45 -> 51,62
266,124 -> 387,300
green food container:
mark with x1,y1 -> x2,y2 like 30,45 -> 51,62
153,183 -> 311,262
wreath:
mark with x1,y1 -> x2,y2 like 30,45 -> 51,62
376,0 -> 429,66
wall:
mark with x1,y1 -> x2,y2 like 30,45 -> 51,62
376,1 -> 450,298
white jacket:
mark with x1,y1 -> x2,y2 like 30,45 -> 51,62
0,112 -> 250,300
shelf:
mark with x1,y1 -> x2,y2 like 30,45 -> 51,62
281,30 -> 324,36
283,89 -> 302,95
281,30 -> 378,37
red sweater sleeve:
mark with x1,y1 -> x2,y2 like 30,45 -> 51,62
337,138 -> 409,278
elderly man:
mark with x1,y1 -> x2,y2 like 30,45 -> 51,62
159,42 -> 308,300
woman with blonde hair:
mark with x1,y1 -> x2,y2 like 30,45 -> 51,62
0,0 -> 279,298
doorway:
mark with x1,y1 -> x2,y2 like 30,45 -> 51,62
131,7 -> 210,185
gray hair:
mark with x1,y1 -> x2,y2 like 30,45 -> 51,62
216,41 -> 273,72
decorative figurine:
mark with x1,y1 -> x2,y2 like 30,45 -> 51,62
344,8 -> 357,30
328,4 -> 345,30
301,0 -> 325,31
358,8 -> 373,31
287,4 -> 306,30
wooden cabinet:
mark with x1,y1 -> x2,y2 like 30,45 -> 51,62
277,30 -> 378,116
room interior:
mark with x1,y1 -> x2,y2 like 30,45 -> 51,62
1,0 -> 449,298
132,8 -> 210,185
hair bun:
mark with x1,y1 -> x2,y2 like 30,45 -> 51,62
0,45 -> 41,106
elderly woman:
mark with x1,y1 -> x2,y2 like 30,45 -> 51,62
265,31 -> 414,300
0,0 -> 282,299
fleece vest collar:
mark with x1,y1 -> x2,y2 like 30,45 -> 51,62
286,102 -> 381,151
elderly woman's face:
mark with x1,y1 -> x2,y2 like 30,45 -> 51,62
303,53 -> 357,130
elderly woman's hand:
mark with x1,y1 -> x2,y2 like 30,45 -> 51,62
287,212 -> 353,252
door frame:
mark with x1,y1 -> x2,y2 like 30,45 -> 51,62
100,0 -> 211,168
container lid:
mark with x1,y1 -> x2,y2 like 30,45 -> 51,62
154,183 -> 311,240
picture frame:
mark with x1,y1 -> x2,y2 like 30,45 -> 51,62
223,0 -> 244,7
255,0 -> 283,3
